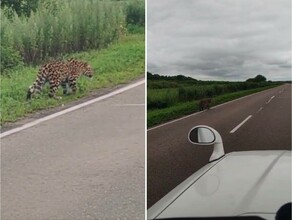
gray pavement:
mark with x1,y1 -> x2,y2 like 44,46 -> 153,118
1,83 -> 145,220
147,84 -> 291,207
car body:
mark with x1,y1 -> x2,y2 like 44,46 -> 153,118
148,126 -> 291,220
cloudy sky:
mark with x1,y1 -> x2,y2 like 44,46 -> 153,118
147,0 -> 291,81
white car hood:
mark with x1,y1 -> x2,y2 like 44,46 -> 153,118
149,151 -> 291,219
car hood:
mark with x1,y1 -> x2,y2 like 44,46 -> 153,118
148,150 -> 291,220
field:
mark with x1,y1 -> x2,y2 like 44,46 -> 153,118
147,73 -> 281,127
0,0 -> 144,125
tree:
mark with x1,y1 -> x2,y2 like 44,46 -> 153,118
1,0 -> 39,17
246,74 -> 267,82
254,74 -> 267,82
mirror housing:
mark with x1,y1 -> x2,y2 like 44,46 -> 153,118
188,125 -> 225,162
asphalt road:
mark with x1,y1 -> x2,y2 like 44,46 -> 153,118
1,82 -> 145,220
147,84 -> 291,207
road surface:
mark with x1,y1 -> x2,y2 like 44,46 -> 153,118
147,84 -> 291,207
1,82 -> 145,220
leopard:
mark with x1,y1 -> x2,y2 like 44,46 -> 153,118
27,59 -> 93,100
199,98 -> 212,111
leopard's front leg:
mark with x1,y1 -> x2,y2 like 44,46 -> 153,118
61,80 -> 68,95
49,80 -> 62,99
68,78 -> 77,94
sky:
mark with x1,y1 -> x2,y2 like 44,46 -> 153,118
147,0 -> 291,81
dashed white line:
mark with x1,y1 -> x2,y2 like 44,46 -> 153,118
279,89 -> 284,94
0,80 -> 145,139
230,115 -> 252,134
257,107 -> 263,113
266,96 -> 275,104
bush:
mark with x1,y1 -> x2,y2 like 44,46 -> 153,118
1,45 -> 23,72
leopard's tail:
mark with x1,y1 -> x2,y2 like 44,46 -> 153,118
26,69 -> 47,100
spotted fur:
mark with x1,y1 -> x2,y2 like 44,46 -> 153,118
27,59 -> 93,100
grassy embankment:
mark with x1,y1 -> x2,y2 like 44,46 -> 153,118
1,0 -> 145,125
147,74 -> 281,127
1,34 -> 144,124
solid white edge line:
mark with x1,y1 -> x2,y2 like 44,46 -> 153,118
147,110 -> 206,131
0,80 -> 145,139
230,115 -> 252,134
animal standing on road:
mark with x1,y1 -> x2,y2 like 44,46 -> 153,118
27,59 -> 93,100
199,98 -> 212,111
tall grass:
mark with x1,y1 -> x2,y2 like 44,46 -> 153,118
1,1 -> 121,64
1,0 -> 145,70
147,89 -> 178,109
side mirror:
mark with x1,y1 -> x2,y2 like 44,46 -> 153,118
188,127 -> 216,144
188,125 -> 225,162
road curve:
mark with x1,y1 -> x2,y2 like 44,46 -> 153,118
147,84 -> 291,207
1,82 -> 145,220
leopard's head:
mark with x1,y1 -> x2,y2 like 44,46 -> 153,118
82,62 -> 94,78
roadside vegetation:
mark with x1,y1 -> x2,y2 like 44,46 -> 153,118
0,0 -> 145,125
147,73 -> 281,127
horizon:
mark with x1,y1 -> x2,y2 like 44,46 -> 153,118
147,71 -> 291,82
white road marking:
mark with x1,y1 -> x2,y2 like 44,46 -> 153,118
257,107 -> 263,113
0,80 -> 145,139
230,115 -> 252,133
114,104 -> 145,106
266,96 -> 275,104
210,94 -> 255,110
147,111 -> 206,131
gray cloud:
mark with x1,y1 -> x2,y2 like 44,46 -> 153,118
147,0 -> 291,81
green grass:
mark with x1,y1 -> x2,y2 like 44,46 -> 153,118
147,85 -> 279,128
0,34 -> 144,125
147,88 -> 178,109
